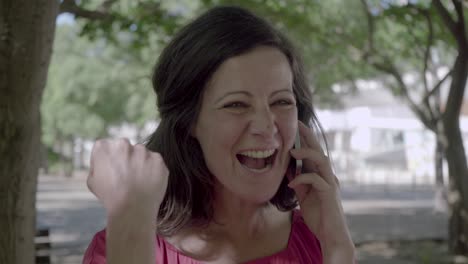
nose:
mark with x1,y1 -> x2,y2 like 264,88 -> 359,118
249,105 -> 278,138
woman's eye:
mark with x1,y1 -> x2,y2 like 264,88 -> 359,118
273,99 -> 293,106
224,102 -> 247,108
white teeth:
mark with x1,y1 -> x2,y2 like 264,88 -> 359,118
239,149 -> 275,158
242,164 -> 272,173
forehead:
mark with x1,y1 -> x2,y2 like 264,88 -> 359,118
204,46 -> 293,98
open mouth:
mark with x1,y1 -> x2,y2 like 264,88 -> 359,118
236,149 -> 278,172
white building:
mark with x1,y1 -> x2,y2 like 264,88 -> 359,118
317,83 -> 468,186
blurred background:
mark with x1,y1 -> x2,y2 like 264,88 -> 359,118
6,0 -> 468,263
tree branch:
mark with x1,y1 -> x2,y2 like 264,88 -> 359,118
431,71 -> 443,123
404,24 -> 426,58
420,8 -> 434,94
443,53 -> 468,128
433,0 -> 465,46
101,0 -> 119,11
417,6 -> 437,122
452,0 -> 464,24
390,81 -> 437,131
360,0 -> 433,127
372,56 -> 435,129
433,0 -> 457,33
59,0 -> 115,20
452,0 -> 467,47
360,0 -> 375,56
422,69 -> 453,104
404,4 -> 431,58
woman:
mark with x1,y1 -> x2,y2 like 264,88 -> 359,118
83,6 -> 355,264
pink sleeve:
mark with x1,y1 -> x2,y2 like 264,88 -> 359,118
82,230 -> 107,264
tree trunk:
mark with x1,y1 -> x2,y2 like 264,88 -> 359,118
445,126 -> 468,254
433,76 -> 447,212
0,1 -> 59,263
434,137 -> 447,212
444,50 -> 468,255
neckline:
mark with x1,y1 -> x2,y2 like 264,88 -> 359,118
160,210 -> 299,263
241,209 -> 298,263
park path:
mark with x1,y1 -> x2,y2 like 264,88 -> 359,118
36,174 -> 448,264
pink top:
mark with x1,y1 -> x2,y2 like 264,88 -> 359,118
83,210 -> 323,264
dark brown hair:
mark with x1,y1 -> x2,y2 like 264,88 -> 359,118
146,5 -> 321,236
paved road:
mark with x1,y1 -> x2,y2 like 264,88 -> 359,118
36,174 -> 448,264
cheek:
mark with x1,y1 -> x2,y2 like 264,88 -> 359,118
198,122 -> 245,182
276,110 -> 298,148
197,116 -> 245,163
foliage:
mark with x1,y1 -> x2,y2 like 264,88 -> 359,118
74,0 -> 199,53
41,23 -> 157,147
51,0 -> 468,137
42,0 -> 205,148
199,0 -> 464,112
195,0 -> 385,107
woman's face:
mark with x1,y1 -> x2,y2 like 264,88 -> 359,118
193,46 -> 298,204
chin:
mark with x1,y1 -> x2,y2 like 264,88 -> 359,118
241,185 -> 280,205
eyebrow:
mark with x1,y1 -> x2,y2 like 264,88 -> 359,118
214,89 -> 294,104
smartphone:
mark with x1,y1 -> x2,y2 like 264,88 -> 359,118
294,129 -> 303,176
288,129 -> 303,182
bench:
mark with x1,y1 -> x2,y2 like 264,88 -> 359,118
35,228 -> 51,264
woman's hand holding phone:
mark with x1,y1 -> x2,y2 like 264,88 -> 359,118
287,129 -> 303,183
288,121 -> 355,264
